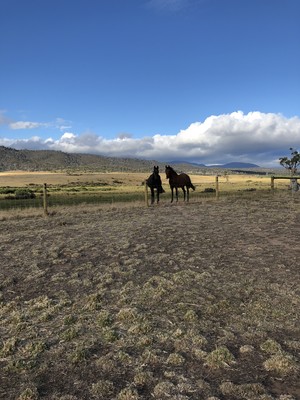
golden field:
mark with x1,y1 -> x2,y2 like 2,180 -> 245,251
0,170 -> 288,192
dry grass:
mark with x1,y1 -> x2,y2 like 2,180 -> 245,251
0,170 -> 288,191
0,192 -> 299,399
1,170 -> 294,214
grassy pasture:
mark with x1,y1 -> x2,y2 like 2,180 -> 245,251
0,171 -> 290,211
0,170 -> 280,189
0,191 -> 299,399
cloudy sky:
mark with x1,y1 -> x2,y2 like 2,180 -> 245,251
1,0 -> 299,167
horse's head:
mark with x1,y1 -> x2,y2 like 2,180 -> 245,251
153,165 -> 159,175
165,165 -> 172,179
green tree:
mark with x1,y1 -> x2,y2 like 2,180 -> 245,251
279,148 -> 300,175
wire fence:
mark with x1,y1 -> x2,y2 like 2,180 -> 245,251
0,189 -> 147,213
1,175 -> 299,214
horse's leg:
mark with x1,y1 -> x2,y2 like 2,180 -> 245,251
170,186 -> 174,203
150,188 -> 154,204
186,187 -> 189,202
182,187 -> 186,201
157,188 -> 160,203
175,187 -> 179,202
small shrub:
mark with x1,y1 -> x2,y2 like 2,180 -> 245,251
117,387 -> 139,400
116,307 -> 139,325
166,352 -> 185,366
184,309 -> 198,323
64,314 -> 77,326
205,346 -> 235,368
90,380 -> 114,399
153,381 -> 176,398
220,381 -> 267,399
60,327 -> 79,341
203,188 -> 216,193
133,370 -> 154,387
263,352 -> 299,376
15,189 -> 36,199
17,387 -> 39,400
140,349 -> 161,367
97,310 -> 113,327
70,346 -> 89,364
0,187 -> 16,194
260,339 -> 282,354
239,345 -> 255,354
100,327 -> 119,343
0,337 -> 18,356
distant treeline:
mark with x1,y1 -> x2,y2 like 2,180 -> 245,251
231,170 -> 268,175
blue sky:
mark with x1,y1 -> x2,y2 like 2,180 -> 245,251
1,0 -> 299,167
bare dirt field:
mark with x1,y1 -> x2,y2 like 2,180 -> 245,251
0,193 -> 300,399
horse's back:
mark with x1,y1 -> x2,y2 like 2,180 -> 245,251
179,173 -> 195,190
179,172 -> 191,183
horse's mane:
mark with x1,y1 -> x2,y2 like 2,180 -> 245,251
166,165 -> 176,173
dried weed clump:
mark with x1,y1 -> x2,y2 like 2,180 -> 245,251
260,338 -> 282,354
220,381 -> 270,399
116,387 -> 139,400
17,386 -> 39,400
153,381 -> 176,398
166,352 -> 185,366
263,352 -> 299,376
260,338 -> 299,376
90,380 -> 114,399
205,346 -> 236,369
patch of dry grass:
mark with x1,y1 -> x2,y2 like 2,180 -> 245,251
0,192 -> 299,399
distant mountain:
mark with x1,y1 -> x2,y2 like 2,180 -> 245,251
168,160 -> 206,167
169,160 -> 260,168
0,146 -> 201,173
211,162 -> 260,168
0,146 -> 157,172
0,146 -> 270,173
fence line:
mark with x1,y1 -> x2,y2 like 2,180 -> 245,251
270,175 -> 300,191
43,183 -> 48,216
2,175 -> 295,214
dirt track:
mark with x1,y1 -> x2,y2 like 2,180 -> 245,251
1,193 -> 300,399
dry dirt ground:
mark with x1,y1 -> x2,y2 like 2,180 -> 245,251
0,193 -> 300,400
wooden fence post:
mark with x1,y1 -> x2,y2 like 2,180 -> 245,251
215,176 -> 219,199
144,181 -> 149,207
271,176 -> 275,190
291,178 -> 299,193
43,183 -> 49,216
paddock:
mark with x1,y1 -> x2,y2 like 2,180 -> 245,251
0,171 -> 296,213
1,192 -> 299,399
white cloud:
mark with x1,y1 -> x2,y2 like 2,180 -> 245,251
1,111 -> 300,167
55,117 -> 72,131
60,132 -> 77,141
5,116 -> 71,131
9,121 -> 48,130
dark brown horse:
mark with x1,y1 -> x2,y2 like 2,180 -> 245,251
146,166 -> 165,204
165,165 -> 195,202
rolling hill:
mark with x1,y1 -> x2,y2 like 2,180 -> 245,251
0,146 -> 278,174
